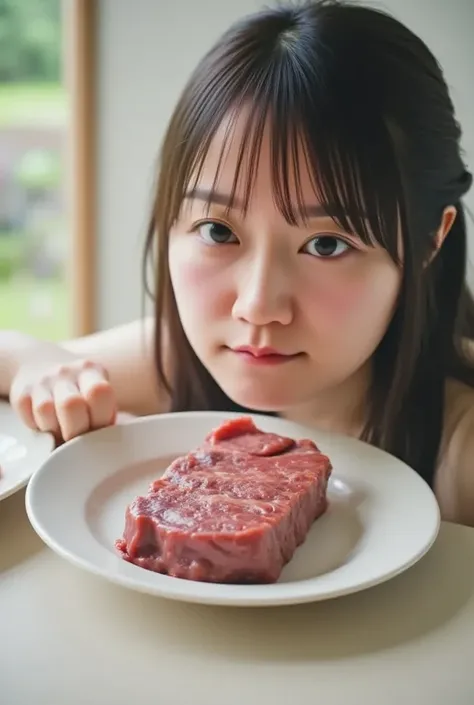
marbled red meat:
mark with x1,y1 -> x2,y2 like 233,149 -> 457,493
116,417 -> 332,583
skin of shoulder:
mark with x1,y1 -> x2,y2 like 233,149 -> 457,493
436,379 -> 474,527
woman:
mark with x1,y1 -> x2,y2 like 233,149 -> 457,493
2,0 -> 474,524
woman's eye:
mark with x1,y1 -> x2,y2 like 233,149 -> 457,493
302,235 -> 351,258
197,221 -> 238,245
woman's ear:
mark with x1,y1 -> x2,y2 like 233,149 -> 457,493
426,205 -> 457,265
434,205 -> 457,251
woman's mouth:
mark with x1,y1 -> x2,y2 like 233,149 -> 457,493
230,345 -> 303,366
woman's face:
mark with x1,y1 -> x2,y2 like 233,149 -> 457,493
168,115 -> 401,414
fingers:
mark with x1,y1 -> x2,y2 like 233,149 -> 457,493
52,376 -> 90,441
12,387 -> 38,431
11,359 -> 117,442
77,366 -> 116,429
31,383 -> 60,435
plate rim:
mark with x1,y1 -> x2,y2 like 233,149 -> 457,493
25,410 -> 441,607
0,401 -> 55,502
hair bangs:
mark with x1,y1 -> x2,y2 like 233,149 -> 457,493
178,55 -> 277,220
267,49 -> 403,256
169,45 -> 402,265
302,127 -> 402,261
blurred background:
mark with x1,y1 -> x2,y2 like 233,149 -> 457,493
0,0 -> 473,339
0,0 -> 69,340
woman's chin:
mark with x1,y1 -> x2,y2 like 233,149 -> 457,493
221,382 -> 298,414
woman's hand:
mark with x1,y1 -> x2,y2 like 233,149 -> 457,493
10,356 -> 117,442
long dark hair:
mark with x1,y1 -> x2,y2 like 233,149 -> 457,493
143,0 -> 474,485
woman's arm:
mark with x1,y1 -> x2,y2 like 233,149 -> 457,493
59,317 -> 165,416
1,317 -> 168,435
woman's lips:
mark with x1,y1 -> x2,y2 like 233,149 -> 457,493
230,346 -> 302,365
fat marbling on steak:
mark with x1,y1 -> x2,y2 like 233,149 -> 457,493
115,416 -> 332,583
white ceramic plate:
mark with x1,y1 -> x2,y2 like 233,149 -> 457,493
0,400 -> 54,502
25,411 -> 440,607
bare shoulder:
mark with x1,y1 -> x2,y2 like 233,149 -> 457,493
444,378 -> 474,426
436,379 -> 474,526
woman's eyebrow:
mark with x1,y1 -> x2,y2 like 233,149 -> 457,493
184,187 -> 339,218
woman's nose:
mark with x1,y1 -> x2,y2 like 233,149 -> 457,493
231,254 -> 294,327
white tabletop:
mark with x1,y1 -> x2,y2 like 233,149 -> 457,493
2,487 -> 474,705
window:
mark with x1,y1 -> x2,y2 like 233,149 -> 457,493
0,0 -> 95,340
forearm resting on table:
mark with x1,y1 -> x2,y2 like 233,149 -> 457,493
0,320 -> 163,418
0,330 -> 56,398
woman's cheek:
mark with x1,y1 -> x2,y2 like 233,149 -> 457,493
305,265 -> 399,330
169,245 -> 233,315
306,272 -> 366,320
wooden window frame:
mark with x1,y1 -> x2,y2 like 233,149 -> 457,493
65,0 -> 96,336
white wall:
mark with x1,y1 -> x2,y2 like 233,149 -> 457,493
95,0 -> 474,330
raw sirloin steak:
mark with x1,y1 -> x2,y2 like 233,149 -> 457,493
115,417 -> 332,584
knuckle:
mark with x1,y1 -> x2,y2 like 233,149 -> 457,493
82,358 -> 109,380
13,388 -> 32,407
84,380 -> 113,403
56,394 -> 86,415
81,358 -> 98,371
38,372 -> 53,386
38,419 -> 58,433
34,398 -> 55,415
16,406 -> 37,430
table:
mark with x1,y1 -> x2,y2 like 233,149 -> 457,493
1,488 -> 474,705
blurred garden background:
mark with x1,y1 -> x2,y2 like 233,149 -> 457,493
0,0 -> 70,340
